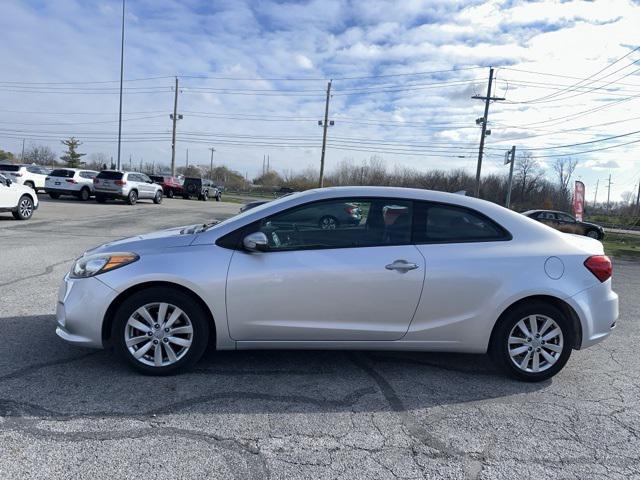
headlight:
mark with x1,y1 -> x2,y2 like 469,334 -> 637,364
70,252 -> 139,278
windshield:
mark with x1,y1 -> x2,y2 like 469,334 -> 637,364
205,192 -> 305,231
0,164 -> 21,172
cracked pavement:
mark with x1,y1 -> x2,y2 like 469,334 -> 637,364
1,197 -> 639,479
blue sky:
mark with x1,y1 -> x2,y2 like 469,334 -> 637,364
1,0 -> 640,200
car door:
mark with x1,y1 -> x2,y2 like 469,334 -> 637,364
0,174 -> 15,208
410,201 -> 513,343
556,212 -> 579,234
225,197 -> 425,341
139,174 -> 155,198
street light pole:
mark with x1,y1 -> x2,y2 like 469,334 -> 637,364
209,147 -> 216,179
116,0 -> 125,170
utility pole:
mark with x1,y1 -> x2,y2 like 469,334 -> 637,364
505,145 -> 516,209
209,147 -> 216,179
170,76 -> 182,176
267,155 -> 270,172
635,179 -> 640,215
593,179 -> 599,208
606,173 -> 612,214
318,80 -> 333,188
472,67 -> 505,198
262,155 -> 265,176
20,139 -> 25,162
117,0 -> 125,170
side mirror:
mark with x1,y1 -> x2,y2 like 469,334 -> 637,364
243,232 -> 268,252
5,178 -> 11,187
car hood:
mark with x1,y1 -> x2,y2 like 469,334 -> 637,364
86,224 -> 204,255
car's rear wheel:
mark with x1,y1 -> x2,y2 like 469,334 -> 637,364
167,189 -> 174,198
215,193 -> 221,201
12,195 -> 34,220
95,194 -> 107,203
489,301 -> 572,382
319,215 -> 339,230
24,181 -> 35,191
153,190 -> 163,204
112,288 -> 210,375
127,190 -> 138,205
586,229 -> 600,240
202,190 -> 209,201
49,192 -> 60,199
79,187 -> 90,201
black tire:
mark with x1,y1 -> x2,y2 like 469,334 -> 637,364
127,190 -> 138,205
12,195 -> 34,220
95,194 -> 107,203
585,229 -> 601,240
319,215 -> 339,230
49,192 -> 60,200
153,190 -> 163,204
79,187 -> 90,201
215,194 -> 221,202
489,300 -> 572,382
183,194 -> 190,200
167,189 -> 174,199
112,287 -> 210,375
202,190 -> 209,201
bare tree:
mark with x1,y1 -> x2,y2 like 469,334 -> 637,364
24,145 -> 56,166
552,157 -> 578,209
514,152 -> 542,203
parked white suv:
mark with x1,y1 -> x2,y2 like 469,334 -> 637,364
94,170 -> 163,205
0,164 -> 50,191
0,173 -> 39,220
45,168 -> 98,201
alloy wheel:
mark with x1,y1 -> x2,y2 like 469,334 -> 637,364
19,197 -> 33,218
507,314 -> 564,373
124,302 -> 194,367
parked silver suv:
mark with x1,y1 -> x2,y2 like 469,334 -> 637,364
94,170 -> 163,205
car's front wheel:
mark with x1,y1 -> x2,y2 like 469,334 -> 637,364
12,195 -> 34,220
112,288 -> 210,375
153,190 -> 163,204
79,187 -> 91,201
586,229 -> 601,240
489,301 -> 572,382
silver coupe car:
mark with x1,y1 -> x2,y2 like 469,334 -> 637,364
56,187 -> 618,381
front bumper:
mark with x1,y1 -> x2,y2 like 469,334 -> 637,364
567,281 -> 618,349
55,274 -> 118,348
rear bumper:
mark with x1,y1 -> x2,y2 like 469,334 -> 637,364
45,187 -> 84,195
567,281 -> 618,349
94,189 -> 127,200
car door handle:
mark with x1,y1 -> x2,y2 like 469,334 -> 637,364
385,260 -> 419,272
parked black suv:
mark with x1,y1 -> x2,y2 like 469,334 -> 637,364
182,177 -> 221,201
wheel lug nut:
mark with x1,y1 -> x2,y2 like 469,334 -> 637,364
147,331 -> 153,337
535,334 -> 540,338
528,347 -> 532,351
153,340 -> 159,345
154,324 -> 160,329
164,328 -> 170,332
536,348 -> 541,352
526,338 -> 531,342
163,338 -> 169,343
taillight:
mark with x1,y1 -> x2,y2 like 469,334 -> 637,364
46,177 -> 51,181
115,180 -> 126,186
93,178 -> 99,184
65,179 -> 77,184
584,255 -> 612,282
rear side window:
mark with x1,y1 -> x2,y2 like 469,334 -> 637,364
414,202 -> 510,243
537,212 -> 556,220
0,165 -> 21,172
50,169 -> 75,178
79,171 -> 97,179
97,171 -> 124,180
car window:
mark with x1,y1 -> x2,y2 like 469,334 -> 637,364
128,174 -> 142,182
537,212 -> 556,220
139,174 -> 152,183
0,164 -> 21,172
26,165 -> 40,174
557,213 -> 575,222
50,169 -> 75,178
0,173 -> 7,185
256,198 -> 412,251
79,171 -> 97,179
97,171 -> 124,180
415,202 -> 509,243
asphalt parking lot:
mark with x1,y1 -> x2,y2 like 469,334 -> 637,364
1,196 -> 639,479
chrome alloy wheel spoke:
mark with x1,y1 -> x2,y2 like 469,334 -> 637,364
508,314 -> 564,374
124,302 -> 193,368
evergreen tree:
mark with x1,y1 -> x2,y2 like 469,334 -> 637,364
60,137 -> 86,167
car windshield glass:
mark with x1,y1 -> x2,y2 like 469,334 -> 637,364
50,169 -> 75,178
149,175 -> 163,182
205,193 -> 304,231
97,171 -> 124,180
0,165 -> 21,172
